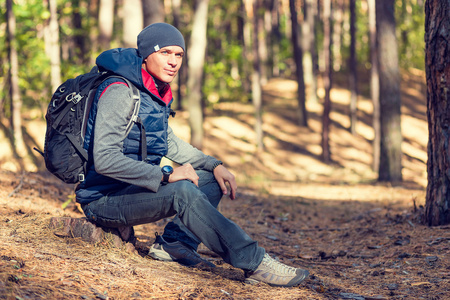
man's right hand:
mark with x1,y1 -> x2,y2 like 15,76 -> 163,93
169,163 -> 199,186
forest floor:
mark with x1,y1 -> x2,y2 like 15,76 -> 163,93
1,69 -> 449,300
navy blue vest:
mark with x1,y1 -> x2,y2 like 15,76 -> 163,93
77,77 -> 172,203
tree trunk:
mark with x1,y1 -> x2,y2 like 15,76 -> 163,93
72,0 -> 88,64
241,1 -> 252,95
251,0 -> 263,151
332,0 -> 344,71
44,0 -> 61,93
123,0 -> 144,48
377,0 -> 402,182
6,0 -> 26,163
98,0 -> 115,50
368,0 -> 380,172
258,4 -> 268,85
142,0 -> 164,25
187,0 -> 209,149
302,0 -> 318,104
349,0 -> 358,135
243,0 -> 264,151
321,0 -> 332,163
270,0 -> 281,77
424,0 -> 450,226
88,0 -> 100,65
172,0 -> 184,110
289,0 -> 307,127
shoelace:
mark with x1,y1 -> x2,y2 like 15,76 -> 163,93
262,255 -> 298,275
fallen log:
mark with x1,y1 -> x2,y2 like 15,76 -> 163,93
49,217 -> 136,253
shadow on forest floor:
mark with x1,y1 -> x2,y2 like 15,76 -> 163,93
1,70 -> 441,300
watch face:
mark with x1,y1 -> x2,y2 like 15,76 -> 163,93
162,165 -> 173,174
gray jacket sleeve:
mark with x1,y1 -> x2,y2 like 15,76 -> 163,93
93,83 -> 163,192
166,126 -> 221,171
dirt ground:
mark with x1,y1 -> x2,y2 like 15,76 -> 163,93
1,72 -> 449,299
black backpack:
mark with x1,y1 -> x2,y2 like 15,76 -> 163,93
35,67 -> 141,184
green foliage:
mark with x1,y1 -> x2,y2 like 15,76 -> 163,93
1,0 -> 426,117
203,0 -> 246,104
6,0 -> 51,108
396,0 -> 425,70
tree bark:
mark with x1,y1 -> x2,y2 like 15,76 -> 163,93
99,0 -> 115,50
172,0 -> 184,110
302,0 -> 318,104
142,0 -> 164,25
289,0 -> 308,127
123,0 -> 144,48
251,0 -> 263,151
425,0 -> 450,226
243,0 -> 264,151
349,0 -> 358,135
72,0 -> 88,64
44,0 -> 61,93
270,0 -> 281,77
368,0 -> 380,172
321,0 -> 332,163
258,5 -> 268,85
377,0 -> 403,182
88,0 -> 100,65
332,0 -> 344,71
187,0 -> 209,149
6,0 -> 26,162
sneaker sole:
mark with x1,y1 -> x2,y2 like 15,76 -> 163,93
148,245 -> 175,262
245,270 -> 310,287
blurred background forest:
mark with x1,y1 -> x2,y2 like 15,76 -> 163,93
4,2 -> 450,299
0,0 -> 426,167
0,0 -> 431,203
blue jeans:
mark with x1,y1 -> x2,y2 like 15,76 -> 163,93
82,170 -> 264,271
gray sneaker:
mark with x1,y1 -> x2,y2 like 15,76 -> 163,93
148,235 -> 215,268
245,253 -> 309,287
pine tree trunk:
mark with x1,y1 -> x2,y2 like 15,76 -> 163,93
332,0 -> 344,72
6,0 -> 26,162
72,0 -> 88,64
98,0 -> 114,50
302,0 -> 318,104
321,0 -> 333,163
289,0 -> 307,127
172,0 -> 184,111
251,0 -> 264,150
424,0 -> 450,226
46,0 -> 61,93
187,0 -> 209,150
349,0 -> 358,135
142,0 -> 164,25
377,0 -> 402,182
123,0 -> 143,48
368,0 -> 380,172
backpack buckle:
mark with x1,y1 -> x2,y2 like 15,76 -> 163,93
66,92 -> 83,104
78,173 -> 85,182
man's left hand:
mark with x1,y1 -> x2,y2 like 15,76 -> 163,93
213,165 -> 237,200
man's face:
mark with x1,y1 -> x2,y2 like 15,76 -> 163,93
143,46 -> 184,83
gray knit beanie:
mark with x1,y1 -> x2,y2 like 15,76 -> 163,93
137,23 -> 185,59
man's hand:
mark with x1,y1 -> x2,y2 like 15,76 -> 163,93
169,163 -> 199,186
213,165 -> 237,200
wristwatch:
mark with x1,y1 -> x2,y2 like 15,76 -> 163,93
161,165 -> 173,185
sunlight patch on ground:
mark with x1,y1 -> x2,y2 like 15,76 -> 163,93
266,182 -> 425,203
402,115 -> 428,152
356,98 -> 374,115
356,120 -> 375,140
210,116 -> 255,143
